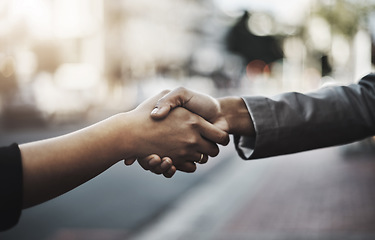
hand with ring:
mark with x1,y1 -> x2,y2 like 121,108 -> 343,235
133,152 -> 209,178
128,89 -> 230,178
195,153 -> 208,164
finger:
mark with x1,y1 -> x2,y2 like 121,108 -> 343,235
197,154 -> 209,164
192,152 -> 209,164
124,157 -> 137,166
151,106 -> 171,120
163,165 -> 176,178
137,89 -> 171,115
150,166 -> 164,175
176,161 -> 197,173
151,87 -> 192,119
194,137 -> 220,157
147,155 -> 166,174
197,117 -> 230,146
148,156 -> 173,175
138,155 -> 161,171
160,157 -> 173,170
148,155 -> 163,167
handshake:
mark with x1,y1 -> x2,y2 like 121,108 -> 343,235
18,86 -> 255,209
122,87 -> 255,178
6,74 -> 373,230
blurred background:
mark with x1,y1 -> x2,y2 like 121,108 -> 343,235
1,0 -> 375,239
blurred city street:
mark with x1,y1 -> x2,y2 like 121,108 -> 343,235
1,122 -> 375,240
133,144 -> 375,240
1,0 -> 375,239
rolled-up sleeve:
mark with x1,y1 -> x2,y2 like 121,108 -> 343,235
234,73 -> 375,160
0,144 -> 23,231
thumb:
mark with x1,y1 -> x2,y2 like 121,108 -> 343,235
150,87 -> 193,119
150,105 -> 171,120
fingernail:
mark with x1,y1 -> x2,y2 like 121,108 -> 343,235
151,108 -> 159,115
164,158 -> 172,164
149,157 -> 159,166
161,160 -> 171,169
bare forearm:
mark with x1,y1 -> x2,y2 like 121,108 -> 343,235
20,113 -> 133,208
18,93 -> 224,208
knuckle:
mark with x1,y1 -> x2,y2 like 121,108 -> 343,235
175,86 -> 187,94
187,115 -> 200,127
185,136 -> 199,147
218,132 -> 230,146
192,120 -> 200,129
178,148 -> 189,157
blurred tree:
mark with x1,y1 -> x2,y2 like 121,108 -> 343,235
309,0 -> 375,73
315,0 -> 375,37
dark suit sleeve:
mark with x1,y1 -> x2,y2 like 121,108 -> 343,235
235,73 -> 375,159
0,144 -> 23,231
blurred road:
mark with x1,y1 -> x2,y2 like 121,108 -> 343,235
1,120 -> 375,240
133,144 -> 375,240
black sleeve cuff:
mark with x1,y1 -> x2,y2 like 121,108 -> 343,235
0,143 -> 23,231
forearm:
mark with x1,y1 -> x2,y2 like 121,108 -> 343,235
237,73 -> 375,159
20,113 -> 134,208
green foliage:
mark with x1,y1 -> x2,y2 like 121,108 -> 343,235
315,0 -> 375,37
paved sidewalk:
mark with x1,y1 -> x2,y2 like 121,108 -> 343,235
131,147 -> 375,240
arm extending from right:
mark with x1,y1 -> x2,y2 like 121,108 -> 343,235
150,73 -> 375,160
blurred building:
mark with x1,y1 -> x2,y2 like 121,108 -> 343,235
0,0 -> 105,126
0,0 -> 374,127
0,0 -> 212,125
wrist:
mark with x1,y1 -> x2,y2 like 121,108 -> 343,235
111,112 -> 139,161
218,97 -> 254,136
88,112 -> 138,165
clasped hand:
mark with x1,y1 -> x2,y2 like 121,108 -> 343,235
124,89 -> 230,178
